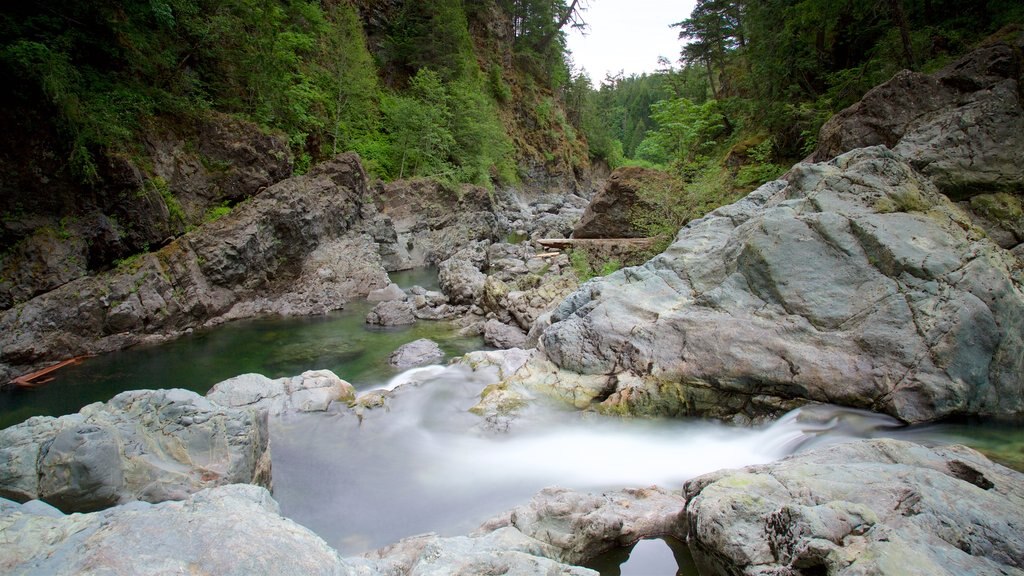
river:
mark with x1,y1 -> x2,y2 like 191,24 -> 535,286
1,267 -> 1021,574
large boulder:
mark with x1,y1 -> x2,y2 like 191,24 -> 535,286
366,300 -> 416,326
683,439 -> 1024,575
0,484 -> 355,576
438,247 -> 488,305
572,167 -> 672,239
534,147 -> 1024,424
0,389 -> 270,512
388,339 -> 444,369
206,370 -> 356,416
484,319 -> 529,349
486,486 -> 688,565
813,39 -> 1024,253
813,41 -> 1024,196
0,153 -> 389,379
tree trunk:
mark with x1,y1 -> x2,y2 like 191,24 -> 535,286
888,0 -> 916,70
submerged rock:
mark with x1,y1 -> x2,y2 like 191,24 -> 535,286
535,147 -> 1024,424
367,282 -> 407,302
683,439 -> 1024,576
388,339 -> 444,368
0,389 -> 270,512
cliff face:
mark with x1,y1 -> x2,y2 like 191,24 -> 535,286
0,0 -> 592,317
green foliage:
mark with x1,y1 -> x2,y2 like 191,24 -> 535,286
569,249 -> 595,281
151,177 -> 186,225
599,259 -> 623,276
204,203 -> 232,222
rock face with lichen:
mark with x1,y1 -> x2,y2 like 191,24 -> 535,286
683,439 -> 1024,576
517,40 -> 1024,425
536,147 -> 1024,424
0,388 -> 270,512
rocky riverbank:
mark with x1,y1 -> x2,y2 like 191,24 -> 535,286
470,38 -> 1024,427
3,387 -> 1022,576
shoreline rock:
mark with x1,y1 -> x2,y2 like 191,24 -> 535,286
0,388 -> 270,512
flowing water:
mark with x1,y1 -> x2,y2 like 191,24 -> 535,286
2,267 -> 1023,575
269,364 -> 967,557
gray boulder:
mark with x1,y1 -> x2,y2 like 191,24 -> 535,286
366,528 -> 597,576
388,339 -> 444,368
367,282 -> 407,302
486,486 -> 688,565
207,370 -> 356,416
683,439 -> 1024,576
813,39 -> 1024,254
438,252 -> 487,305
484,319 -> 529,349
366,300 -> 416,326
535,147 -> 1024,424
0,389 -> 269,512
0,484 -> 355,576
814,41 -> 1024,195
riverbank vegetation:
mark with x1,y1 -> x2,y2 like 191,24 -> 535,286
567,0 -> 1023,236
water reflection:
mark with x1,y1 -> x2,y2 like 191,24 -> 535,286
0,268 -> 478,428
583,537 -> 697,576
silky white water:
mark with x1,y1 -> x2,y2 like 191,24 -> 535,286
270,364 -> 937,555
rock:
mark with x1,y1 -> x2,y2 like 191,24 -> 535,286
534,147 -> 1024,424
374,179 -> 500,268
484,319 -> 529,349
366,528 -> 597,576
814,40 -> 1024,202
683,439 -> 1024,576
487,486 -> 688,565
0,484 -> 355,576
0,389 -> 269,512
206,370 -> 356,416
572,167 -> 674,239
438,251 -> 487,305
0,113 -> 292,313
367,282 -> 407,302
388,339 -> 444,368
366,300 -> 416,326
0,153 -> 387,378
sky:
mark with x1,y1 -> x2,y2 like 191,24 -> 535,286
566,0 -> 698,84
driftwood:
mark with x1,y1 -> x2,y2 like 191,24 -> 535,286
10,356 -> 90,388
536,237 -> 661,250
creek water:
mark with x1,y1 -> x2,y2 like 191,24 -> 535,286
2,267 -> 1022,575
0,268 -> 480,429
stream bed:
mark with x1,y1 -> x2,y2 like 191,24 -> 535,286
2,267 -> 1023,574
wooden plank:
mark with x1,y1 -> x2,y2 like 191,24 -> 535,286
11,356 -> 90,388
536,237 -> 660,250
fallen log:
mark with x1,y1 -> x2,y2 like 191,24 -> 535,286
10,356 -> 91,388
536,237 -> 661,250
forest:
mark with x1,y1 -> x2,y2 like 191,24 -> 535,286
2,0 -> 1022,216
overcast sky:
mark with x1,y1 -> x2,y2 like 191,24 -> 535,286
566,0 -> 698,84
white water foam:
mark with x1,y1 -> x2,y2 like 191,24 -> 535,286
271,365 -> 920,554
